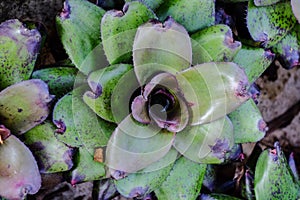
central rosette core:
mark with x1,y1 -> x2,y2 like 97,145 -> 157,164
131,73 -> 189,132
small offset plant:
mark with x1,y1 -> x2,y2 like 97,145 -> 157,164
1,0 -> 300,199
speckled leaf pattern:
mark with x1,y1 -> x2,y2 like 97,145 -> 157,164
254,143 -> 299,200
115,148 -> 177,198
70,147 -> 105,185
83,64 -> 133,123
156,0 -> 214,33
176,62 -> 249,125
56,0 -> 106,75
0,19 -> 41,90
292,0 -> 300,23
155,156 -> 207,200
133,17 -> 192,85
191,24 -> 241,64
101,1 -> 155,64
174,117 -> 235,164
229,99 -> 266,143
0,135 -> 41,199
32,67 -> 86,99
233,45 -> 275,83
105,114 -> 175,173
125,0 -> 164,11
272,24 -> 300,69
23,121 -> 74,173
0,79 -> 53,135
247,0 -> 297,48
52,86 -> 116,151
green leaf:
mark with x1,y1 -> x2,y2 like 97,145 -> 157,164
254,142 -> 299,200
83,64 -> 133,123
125,0 -> 164,11
70,147 -> 105,185
156,0 -> 214,33
271,24 -> 300,69
292,0 -> 300,23
247,0 -> 297,48
155,156 -> 207,200
0,19 -> 41,90
133,17 -> 192,85
23,121 -> 74,173
101,1 -> 155,64
176,62 -> 249,125
105,114 -> 175,173
254,0 -> 281,6
0,79 -> 53,135
115,148 -> 177,198
174,117 -> 235,164
32,67 -> 86,99
52,86 -> 116,151
229,99 -> 266,143
233,45 -> 274,83
0,135 -> 41,199
191,24 -> 241,64
56,0 -> 106,75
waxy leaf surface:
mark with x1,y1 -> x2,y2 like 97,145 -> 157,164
0,79 -> 53,135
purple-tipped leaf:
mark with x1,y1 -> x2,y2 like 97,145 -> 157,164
133,17 -> 192,85
0,135 -> 41,199
0,79 -> 53,135
176,62 -> 249,125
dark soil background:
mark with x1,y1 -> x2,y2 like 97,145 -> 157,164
1,0 -> 300,199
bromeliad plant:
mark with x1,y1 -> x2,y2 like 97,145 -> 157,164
55,0 -> 270,199
1,0 -> 300,199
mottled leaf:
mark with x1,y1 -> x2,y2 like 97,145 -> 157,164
0,79 -> 53,135
70,147 -> 105,185
32,67 -> 86,99
53,86 -> 116,151
191,24 -> 241,64
229,99 -> 267,143
156,0 -> 214,33
174,117 -> 235,164
115,148 -> 177,198
233,45 -> 275,83
106,114 -> 175,173
0,135 -> 41,199
83,64 -> 133,123
176,62 -> 249,125
155,156 -> 206,200
23,121 -> 74,173
254,142 -> 299,200
56,0 -> 106,75
0,19 -> 41,90
101,1 -> 155,64
247,0 -> 297,48
133,17 -> 192,85
272,24 -> 300,69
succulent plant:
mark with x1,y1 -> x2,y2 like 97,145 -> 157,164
0,19 -> 55,199
2,0 -> 300,199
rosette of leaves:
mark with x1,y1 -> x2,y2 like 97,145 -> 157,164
0,19 -> 55,199
55,0 -> 275,199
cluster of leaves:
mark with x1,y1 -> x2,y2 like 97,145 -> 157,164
0,0 -> 300,199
